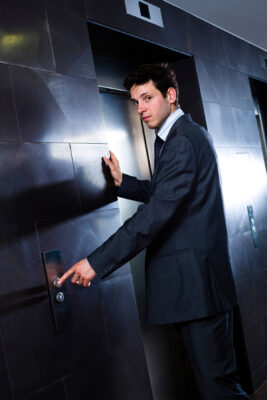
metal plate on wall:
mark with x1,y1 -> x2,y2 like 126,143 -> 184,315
42,249 -> 70,333
124,0 -> 164,27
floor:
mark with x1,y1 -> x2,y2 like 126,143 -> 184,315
251,380 -> 267,399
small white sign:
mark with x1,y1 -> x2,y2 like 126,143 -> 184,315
124,0 -> 164,28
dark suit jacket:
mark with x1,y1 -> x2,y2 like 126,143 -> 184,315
88,114 -> 237,324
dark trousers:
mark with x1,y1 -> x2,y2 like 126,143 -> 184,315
173,311 -> 250,400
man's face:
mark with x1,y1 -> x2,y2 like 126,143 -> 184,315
130,80 -> 177,130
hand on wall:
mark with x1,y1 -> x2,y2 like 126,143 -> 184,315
103,150 -> 122,187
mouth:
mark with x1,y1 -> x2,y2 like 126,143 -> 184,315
142,116 -> 151,122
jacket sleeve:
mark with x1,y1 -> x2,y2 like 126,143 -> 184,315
118,173 -> 152,203
88,136 -> 197,278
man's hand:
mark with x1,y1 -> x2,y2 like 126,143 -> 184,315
103,150 -> 122,187
58,259 -> 96,287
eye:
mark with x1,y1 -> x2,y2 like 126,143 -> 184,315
144,96 -> 151,102
132,100 -> 138,106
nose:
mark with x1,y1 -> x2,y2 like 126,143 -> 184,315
137,101 -> 145,115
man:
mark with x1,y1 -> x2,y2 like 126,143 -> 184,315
59,64 -> 249,399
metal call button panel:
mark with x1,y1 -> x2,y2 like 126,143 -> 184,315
42,249 -> 69,333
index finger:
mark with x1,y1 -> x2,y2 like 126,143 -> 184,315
109,151 -> 119,166
58,266 -> 76,285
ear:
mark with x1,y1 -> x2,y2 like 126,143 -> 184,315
167,87 -> 177,104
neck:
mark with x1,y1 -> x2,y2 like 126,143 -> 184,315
170,104 -> 178,114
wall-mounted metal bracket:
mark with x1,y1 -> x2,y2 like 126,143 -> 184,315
42,249 -> 70,333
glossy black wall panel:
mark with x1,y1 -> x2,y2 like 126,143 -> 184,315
222,32 -> 267,80
10,66 -> 104,143
170,58 -> 207,127
203,102 -> 260,147
86,0 -> 190,55
27,381 -> 66,400
0,0 -> 55,70
37,0 -> 86,18
0,142 -> 80,224
99,274 -> 141,351
195,57 -> 254,111
71,144 -> 117,212
203,103 -> 240,147
188,15 -> 227,66
0,223 -> 45,299
85,0 -> 116,28
171,58 -> 200,105
1,283 -> 107,399
230,232 -> 261,285
47,7 -> 96,79
243,317 -> 267,375
235,108 -> 262,147
0,330 -> 13,400
37,208 -> 130,283
114,0 -> 189,54
65,340 -> 152,400
237,268 -> 267,330
0,63 -> 20,142
0,0 -> 266,396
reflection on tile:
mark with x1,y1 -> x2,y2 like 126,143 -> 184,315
0,0 -> 54,70
47,7 -> 95,79
235,108 -> 261,147
66,340 -> 152,400
11,66 -> 105,143
216,147 -> 267,230
203,103 -> 240,147
27,381 -> 66,400
0,64 -> 19,141
0,143 -> 80,224
71,144 -> 117,212
195,57 -> 254,110
203,102 -> 260,147
99,274 -> 141,351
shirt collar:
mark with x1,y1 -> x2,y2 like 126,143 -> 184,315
157,108 -> 184,142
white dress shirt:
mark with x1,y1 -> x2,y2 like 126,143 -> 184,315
157,107 -> 184,142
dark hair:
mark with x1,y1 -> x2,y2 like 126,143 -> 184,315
124,63 -> 179,106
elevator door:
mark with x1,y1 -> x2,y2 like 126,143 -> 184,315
100,90 -> 153,223
100,90 -> 153,317
99,90 -> 189,400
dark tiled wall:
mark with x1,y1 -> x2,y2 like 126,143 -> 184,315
1,0 -> 267,398
193,43 -> 267,391
0,1 -> 152,399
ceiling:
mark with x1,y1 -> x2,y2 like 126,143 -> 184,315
164,0 -> 267,51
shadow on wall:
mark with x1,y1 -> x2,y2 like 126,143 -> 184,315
0,164 -> 117,227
